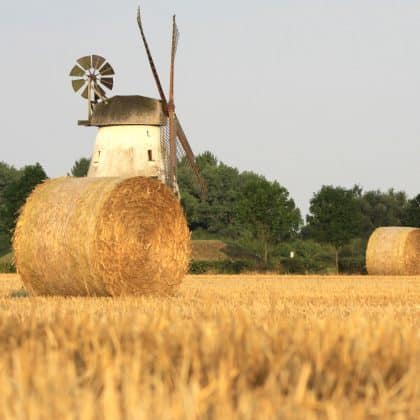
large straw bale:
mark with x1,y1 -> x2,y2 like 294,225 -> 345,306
13,177 -> 190,296
366,227 -> 420,275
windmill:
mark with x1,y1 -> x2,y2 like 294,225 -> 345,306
69,55 -> 115,119
68,10 -> 206,197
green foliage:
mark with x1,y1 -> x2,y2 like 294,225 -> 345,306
195,151 -> 218,168
178,152 -> 301,266
178,154 -> 243,236
69,158 -> 91,177
178,154 -> 237,228
359,189 -> 408,237
189,260 -> 256,274
0,162 -> 21,200
273,240 -> 336,274
300,187 -> 412,274
191,229 -> 222,240
0,253 -> 15,273
305,186 -> 363,249
339,238 -> 367,274
9,288 -> 29,298
403,194 -> 420,227
236,173 -> 301,263
304,186 -> 364,273
197,162 -> 242,236
0,233 -> 10,257
0,162 -> 21,255
192,239 -> 260,263
0,163 -> 47,247
190,238 -> 262,274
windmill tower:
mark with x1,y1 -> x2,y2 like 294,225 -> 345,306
69,9 -> 206,196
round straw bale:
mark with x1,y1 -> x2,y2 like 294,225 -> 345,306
13,177 -> 190,296
366,227 -> 420,275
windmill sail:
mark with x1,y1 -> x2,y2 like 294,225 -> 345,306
136,6 -> 207,197
168,15 -> 179,189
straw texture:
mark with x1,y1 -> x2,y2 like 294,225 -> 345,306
366,227 -> 420,275
13,177 -> 190,296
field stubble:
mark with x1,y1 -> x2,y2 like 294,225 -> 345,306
0,274 -> 419,419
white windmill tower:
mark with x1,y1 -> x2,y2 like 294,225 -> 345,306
69,9 -> 206,196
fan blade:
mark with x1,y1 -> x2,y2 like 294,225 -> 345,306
81,84 -> 89,99
69,65 -> 86,77
100,77 -> 113,90
72,78 -> 86,93
77,56 -> 92,70
175,115 -> 207,197
137,6 -> 168,114
91,54 -> 106,71
93,82 -> 106,99
99,62 -> 114,76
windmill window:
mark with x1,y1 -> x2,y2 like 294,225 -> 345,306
93,150 -> 101,164
148,150 -> 154,161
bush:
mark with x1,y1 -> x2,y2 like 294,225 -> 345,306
273,240 -> 336,274
189,260 -> 257,274
0,261 -> 15,273
9,288 -> 29,298
0,253 -> 16,273
0,232 -> 11,257
189,238 -> 368,275
339,238 -> 367,274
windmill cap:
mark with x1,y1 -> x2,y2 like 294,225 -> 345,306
89,95 -> 167,127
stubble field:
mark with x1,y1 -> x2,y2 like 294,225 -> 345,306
0,273 -> 419,419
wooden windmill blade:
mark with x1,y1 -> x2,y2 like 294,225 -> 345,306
175,116 -> 208,196
136,7 -> 168,113
136,6 -> 207,197
168,15 -> 179,189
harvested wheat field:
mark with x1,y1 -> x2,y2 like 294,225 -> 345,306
0,273 -> 419,420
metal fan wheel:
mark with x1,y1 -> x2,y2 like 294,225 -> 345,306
69,55 -> 114,98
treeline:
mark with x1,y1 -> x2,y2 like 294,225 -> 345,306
0,159 -> 89,257
0,162 -> 47,256
0,154 -> 419,274
178,152 -> 419,273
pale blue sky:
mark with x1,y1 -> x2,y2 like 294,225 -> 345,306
0,1 -> 419,215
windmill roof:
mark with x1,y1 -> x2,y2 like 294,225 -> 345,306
89,95 -> 167,126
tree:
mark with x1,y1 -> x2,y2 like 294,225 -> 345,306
304,186 -> 363,273
0,163 -> 47,245
195,151 -> 218,169
0,162 -> 21,204
178,152 -> 302,258
359,189 -> 408,238
0,162 -> 22,255
403,194 -> 420,227
177,155 -> 210,231
236,174 -> 302,264
177,152 -> 243,238
69,158 -> 91,177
